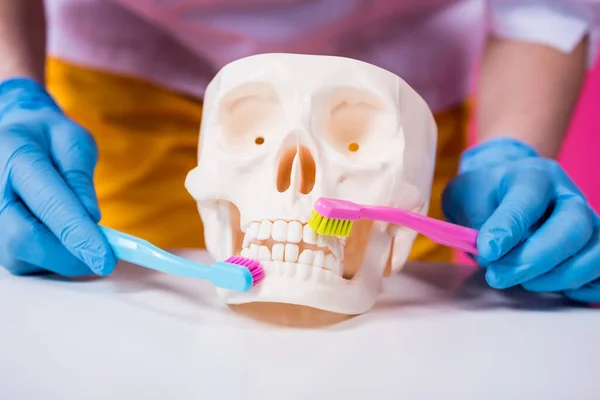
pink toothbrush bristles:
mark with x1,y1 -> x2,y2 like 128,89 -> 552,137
225,256 -> 265,285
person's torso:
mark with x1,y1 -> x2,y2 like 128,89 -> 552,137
45,0 -> 486,110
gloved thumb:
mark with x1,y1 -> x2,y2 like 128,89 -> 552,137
48,120 -> 102,222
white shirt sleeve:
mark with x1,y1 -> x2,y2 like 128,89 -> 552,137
488,0 -> 600,66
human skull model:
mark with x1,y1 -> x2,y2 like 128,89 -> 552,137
185,53 -> 437,315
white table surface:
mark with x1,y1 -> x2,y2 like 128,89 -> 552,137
1,250 -> 598,400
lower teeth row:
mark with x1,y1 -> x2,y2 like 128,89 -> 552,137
241,243 -> 337,270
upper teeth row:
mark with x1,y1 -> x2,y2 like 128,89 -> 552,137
244,219 -> 331,247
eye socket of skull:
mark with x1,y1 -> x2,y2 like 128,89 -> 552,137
320,87 -> 395,164
219,82 -> 283,155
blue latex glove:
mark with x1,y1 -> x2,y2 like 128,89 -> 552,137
442,137 -> 600,303
0,78 -> 116,277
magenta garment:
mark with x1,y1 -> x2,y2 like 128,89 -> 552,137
45,0 -> 598,110
45,0 -> 486,110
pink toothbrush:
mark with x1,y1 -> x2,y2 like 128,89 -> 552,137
308,197 -> 479,255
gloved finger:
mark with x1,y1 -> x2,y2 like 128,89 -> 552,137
563,279 -> 600,303
48,120 -> 101,222
485,197 -> 595,289
441,172 -> 498,229
522,222 -> 599,292
8,144 -> 116,275
0,201 -> 94,277
477,169 -> 554,261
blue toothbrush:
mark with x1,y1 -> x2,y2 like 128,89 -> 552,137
100,226 -> 264,292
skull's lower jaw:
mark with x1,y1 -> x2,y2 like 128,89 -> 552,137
217,259 -> 380,316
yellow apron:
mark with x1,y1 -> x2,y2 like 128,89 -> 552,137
46,58 -> 467,262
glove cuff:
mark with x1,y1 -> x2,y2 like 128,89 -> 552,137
0,77 -> 61,116
459,136 -> 540,173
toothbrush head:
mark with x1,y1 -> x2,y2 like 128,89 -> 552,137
224,256 -> 265,286
308,197 -> 361,237
308,210 -> 354,237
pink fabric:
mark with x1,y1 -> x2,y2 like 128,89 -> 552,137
111,0 -> 455,58
555,53 -> 600,309
46,0 -> 486,110
560,57 -> 600,212
47,0 -> 599,111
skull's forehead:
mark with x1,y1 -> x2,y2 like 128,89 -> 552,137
211,53 -> 399,102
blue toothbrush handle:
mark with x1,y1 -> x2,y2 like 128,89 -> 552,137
100,226 -> 252,292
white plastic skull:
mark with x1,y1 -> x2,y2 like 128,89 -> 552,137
185,53 -> 437,315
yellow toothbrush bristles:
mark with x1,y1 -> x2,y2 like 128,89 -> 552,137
308,210 -> 354,237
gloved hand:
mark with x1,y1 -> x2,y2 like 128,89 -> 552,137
0,77 -> 116,277
442,137 -> 600,303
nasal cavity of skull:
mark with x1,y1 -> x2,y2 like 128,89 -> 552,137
219,83 -> 282,155
276,145 -> 316,194
325,89 -> 385,160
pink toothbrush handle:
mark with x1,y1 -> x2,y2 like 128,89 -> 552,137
361,206 -> 479,255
